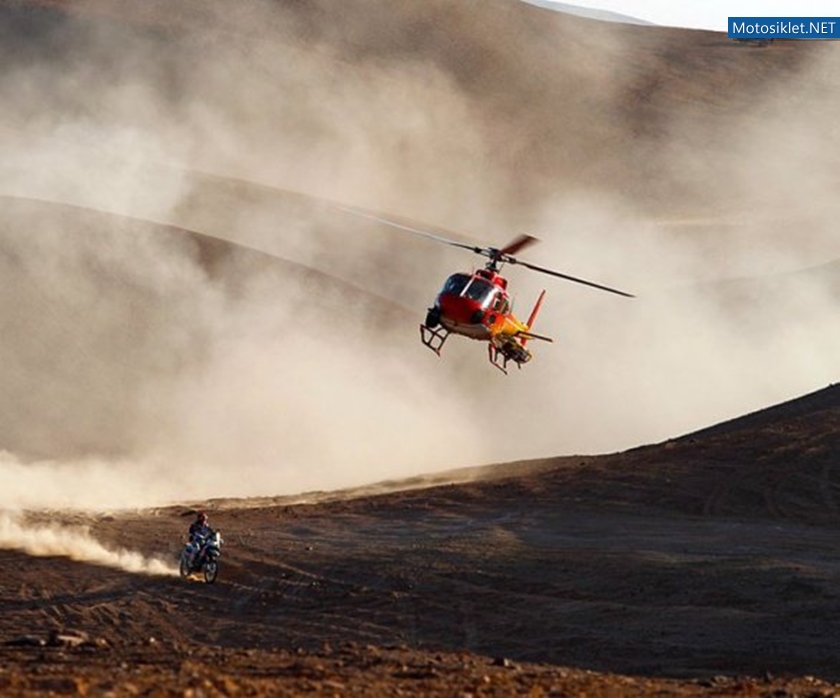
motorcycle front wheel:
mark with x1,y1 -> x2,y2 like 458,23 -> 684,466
179,554 -> 191,578
204,560 -> 219,584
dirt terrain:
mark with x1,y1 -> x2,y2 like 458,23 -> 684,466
2,385 -> 840,695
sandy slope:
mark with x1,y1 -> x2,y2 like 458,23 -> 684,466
2,385 -> 840,695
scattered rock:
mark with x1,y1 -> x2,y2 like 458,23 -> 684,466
492,656 -> 516,668
5,635 -> 46,647
48,629 -> 90,648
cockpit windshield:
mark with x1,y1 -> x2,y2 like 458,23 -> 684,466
440,273 -> 496,307
463,278 -> 495,305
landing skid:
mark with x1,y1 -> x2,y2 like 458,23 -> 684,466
420,324 -> 449,356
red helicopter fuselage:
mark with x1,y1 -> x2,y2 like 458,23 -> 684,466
422,268 -> 548,372
433,269 -> 512,339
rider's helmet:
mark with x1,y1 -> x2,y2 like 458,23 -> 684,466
197,511 -> 208,523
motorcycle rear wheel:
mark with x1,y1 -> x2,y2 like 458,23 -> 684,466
179,554 -> 191,578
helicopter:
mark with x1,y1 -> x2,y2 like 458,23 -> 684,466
336,205 -> 635,373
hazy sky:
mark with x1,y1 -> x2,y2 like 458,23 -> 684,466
550,1 -> 840,30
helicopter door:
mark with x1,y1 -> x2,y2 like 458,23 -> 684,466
492,292 -> 509,314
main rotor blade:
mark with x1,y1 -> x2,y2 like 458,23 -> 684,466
334,204 -> 480,254
334,203 -> 635,297
498,234 -> 539,257
513,259 -> 636,298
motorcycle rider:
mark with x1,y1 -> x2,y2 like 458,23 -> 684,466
186,511 -> 213,568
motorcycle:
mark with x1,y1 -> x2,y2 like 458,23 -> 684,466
179,530 -> 223,584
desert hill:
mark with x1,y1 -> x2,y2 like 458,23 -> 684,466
263,380 -> 840,529
0,193 -> 412,461
529,382 -> 840,523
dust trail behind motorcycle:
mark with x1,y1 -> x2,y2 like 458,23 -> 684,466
0,512 -> 176,576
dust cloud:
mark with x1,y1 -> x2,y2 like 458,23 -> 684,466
0,1 -> 838,512
0,511 -> 175,575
